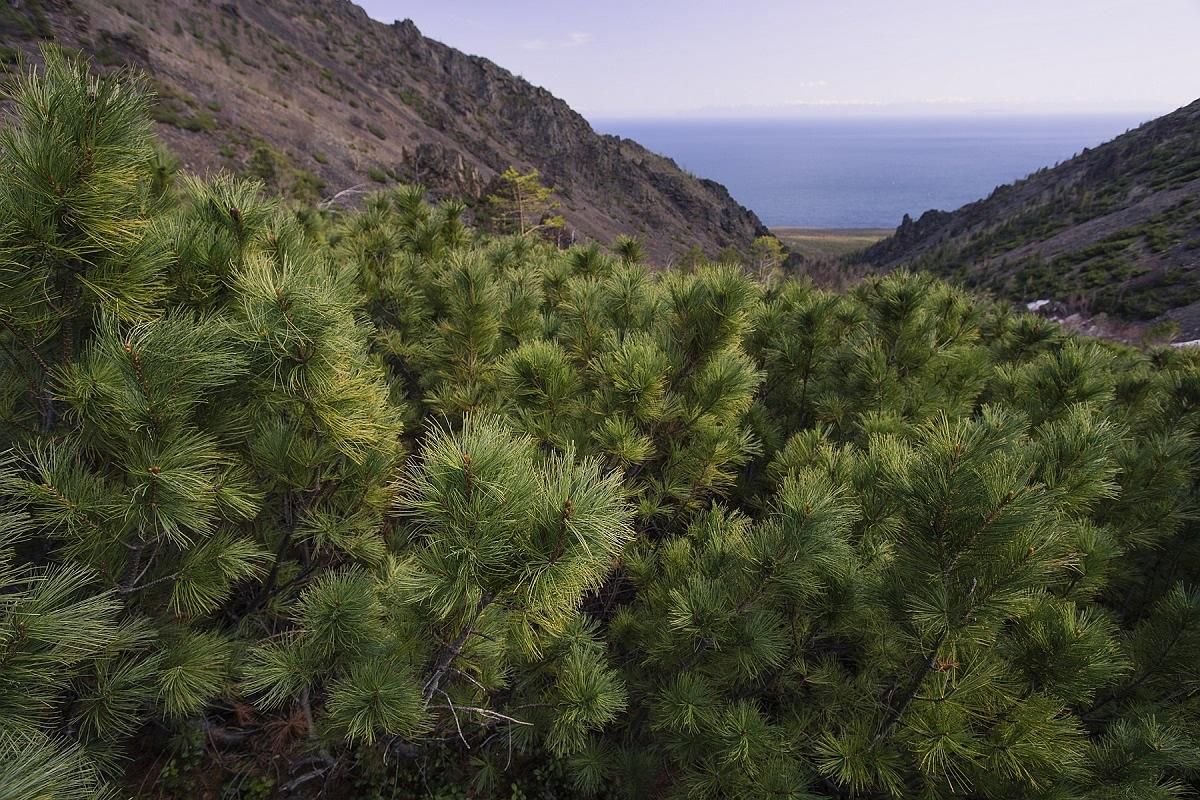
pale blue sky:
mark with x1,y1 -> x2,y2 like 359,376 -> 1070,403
357,1 -> 1200,118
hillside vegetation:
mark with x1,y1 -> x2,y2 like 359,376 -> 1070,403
4,0 -> 766,261
3,52 -> 1200,800
860,100 -> 1200,333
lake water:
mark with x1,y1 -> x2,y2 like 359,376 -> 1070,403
593,115 -> 1152,228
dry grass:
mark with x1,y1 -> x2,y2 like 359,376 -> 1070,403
773,227 -> 892,260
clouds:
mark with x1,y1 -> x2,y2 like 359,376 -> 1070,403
520,31 -> 592,51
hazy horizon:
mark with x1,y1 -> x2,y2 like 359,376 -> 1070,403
357,0 -> 1200,119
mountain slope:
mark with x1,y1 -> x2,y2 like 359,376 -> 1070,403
859,100 -> 1200,333
7,0 -> 766,261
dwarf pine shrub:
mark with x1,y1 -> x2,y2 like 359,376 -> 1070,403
1,48 -> 1199,799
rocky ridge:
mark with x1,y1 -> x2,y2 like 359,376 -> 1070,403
6,0 -> 767,261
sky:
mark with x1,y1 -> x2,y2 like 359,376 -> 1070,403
355,0 -> 1200,119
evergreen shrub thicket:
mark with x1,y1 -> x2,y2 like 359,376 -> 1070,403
2,50 -> 1199,800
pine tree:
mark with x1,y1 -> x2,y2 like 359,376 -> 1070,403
242,417 -> 633,774
0,47 -> 165,443
0,502 -> 156,800
484,167 -> 566,237
612,234 -> 646,265
1,49 -> 402,794
749,234 -> 786,281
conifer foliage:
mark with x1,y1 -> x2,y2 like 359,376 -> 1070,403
2,50 -> 1199,799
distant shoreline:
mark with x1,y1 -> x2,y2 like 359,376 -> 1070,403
772,227 -> 894,236
772,227 -> 891,259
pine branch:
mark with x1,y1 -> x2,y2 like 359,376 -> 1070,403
0,315 -> 52,376
247,491 -> 300,614
119,536 -> 150,594
439,690 -> 470,749
0,316 -> 57,431
117,570 -> 177,595
423,592 -> 495,703
1087,616 -> 1192,717
433,704 -> 533,727
875,628 -> 948,743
